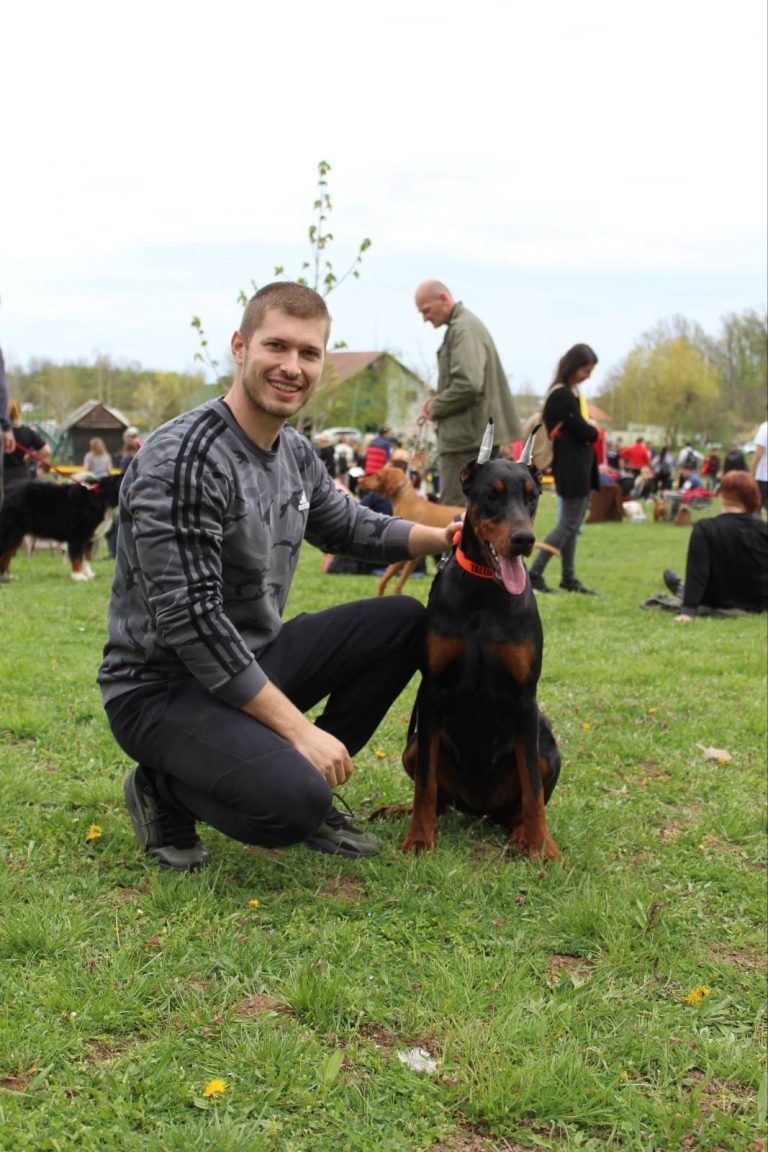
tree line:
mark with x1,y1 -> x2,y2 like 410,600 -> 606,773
593,307 -> 766,447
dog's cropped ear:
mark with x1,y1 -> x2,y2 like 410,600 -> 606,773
460,460 -> 480,494
528,462 -> 543,494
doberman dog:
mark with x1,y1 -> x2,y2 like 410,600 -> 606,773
401,434 -> 561,860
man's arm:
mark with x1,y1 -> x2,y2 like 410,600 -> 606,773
429,326 -> 485,420
242,681 -> 353,786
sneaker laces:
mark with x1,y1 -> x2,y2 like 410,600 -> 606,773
158,808 -> 199,850
324,796 -> 363,833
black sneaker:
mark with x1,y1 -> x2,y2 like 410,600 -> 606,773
305,803 -> 381,858
123,768 -> 209,872
560,579 -> 598,596
663,568 -> 683,597
529,572 -> 554,594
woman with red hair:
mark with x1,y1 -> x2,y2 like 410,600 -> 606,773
663,471 -> 767,622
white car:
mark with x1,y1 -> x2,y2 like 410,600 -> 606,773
313,426 -> 362,447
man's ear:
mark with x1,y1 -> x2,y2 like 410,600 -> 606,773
231,330 -> 246,364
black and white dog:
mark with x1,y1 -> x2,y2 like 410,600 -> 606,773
0,473 -> 122,581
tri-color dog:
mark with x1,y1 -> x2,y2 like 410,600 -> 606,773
401,423 -> 561,860
0,473 -> 122,581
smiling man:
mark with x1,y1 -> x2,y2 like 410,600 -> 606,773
99,282 -> 456,870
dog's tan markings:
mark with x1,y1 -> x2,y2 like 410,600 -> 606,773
402,728 -> 440,854
489,640 -> 535,682
511,739 -> 559,859
426,633 -> 466,673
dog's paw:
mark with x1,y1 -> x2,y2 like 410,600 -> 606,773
509,824 -> 560,861
71,571 -> 90,582
401,832 -> 435,855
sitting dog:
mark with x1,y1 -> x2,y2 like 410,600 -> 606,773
0,473 -> 122,581
401,423 -> 561,860
357,467 -> 465,595
653,497 -> 669,522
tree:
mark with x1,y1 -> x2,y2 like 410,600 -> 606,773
710,308 -> 767,430
191,160 -> 371,379
597,321 -> 720,444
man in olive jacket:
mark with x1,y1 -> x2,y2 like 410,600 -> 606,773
415,280 -> 521,505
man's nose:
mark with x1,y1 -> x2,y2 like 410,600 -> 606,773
280,349 -> 301,376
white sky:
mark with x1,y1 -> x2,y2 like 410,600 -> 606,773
1,0 -> 766,397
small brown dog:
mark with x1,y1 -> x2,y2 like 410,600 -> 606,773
357,468 -> 465,595
653,498 -> 669,522
674,505 -> 692,526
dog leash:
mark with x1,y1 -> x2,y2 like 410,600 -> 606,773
17,443 -> 94,488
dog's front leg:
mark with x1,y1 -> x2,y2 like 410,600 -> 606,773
402,728 -> 440,854
509,709 -> 559,860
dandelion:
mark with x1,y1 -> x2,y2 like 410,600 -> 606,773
375,749 -> 386,759
85,824 -> 103,842
202,1078 -> 227,1098
684,985 -> 711,1005
581,722 -> 592,731
618,1070 -> 629,1082
647,707 -> 657,714
248,899 -> 260,909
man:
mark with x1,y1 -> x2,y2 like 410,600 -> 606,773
751,406 -> 767,513
414,280 -> 521,505
0,310 -> 17,512
363,425 -> 393,474
619,436 -> 651,479
99,282 -> 457,871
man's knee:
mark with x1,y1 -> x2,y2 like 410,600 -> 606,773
240,768 -> 331,847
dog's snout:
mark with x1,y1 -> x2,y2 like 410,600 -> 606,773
511,529 -> 536,555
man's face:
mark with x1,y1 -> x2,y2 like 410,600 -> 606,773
233,308 -> 326,421
415,290 -> 452,328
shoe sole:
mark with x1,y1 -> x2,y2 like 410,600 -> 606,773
123,769 -> 156,852
304,835 -> 379,859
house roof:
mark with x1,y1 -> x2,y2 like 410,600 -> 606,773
60,400 -> 131,431
322,351 -> 386,383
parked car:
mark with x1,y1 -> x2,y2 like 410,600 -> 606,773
312,426 -> 362,447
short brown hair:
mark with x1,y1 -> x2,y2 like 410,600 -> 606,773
239,282 -> 331,346
719,470 -> 761,515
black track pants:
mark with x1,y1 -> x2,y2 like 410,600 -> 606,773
105,596 -> 425,847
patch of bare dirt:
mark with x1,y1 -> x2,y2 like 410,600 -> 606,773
234,993 -> 291,1018
546,953 -> 593,986
319,876 -> 367,901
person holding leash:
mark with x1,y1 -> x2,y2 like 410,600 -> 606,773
99,282 -> 457,871
528,343 -> 600,596
414,280 -> 521,506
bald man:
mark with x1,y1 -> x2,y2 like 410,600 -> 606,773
415,281 -> 521,505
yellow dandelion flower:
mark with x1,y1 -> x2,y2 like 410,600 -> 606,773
684,985 -> 711,1005
647,707 -> 657,714
85,824 -> 103,842
375,749 -> 386,759
581,722 -> 591,731
202,1078 -> 227,1098
248,899 -> 260,909
618,1070 -> 629,1082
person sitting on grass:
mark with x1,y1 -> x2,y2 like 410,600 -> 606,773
99,282 -> 458,872
662,471 -> 767,623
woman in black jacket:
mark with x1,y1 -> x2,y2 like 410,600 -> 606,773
529,344 -> 599,595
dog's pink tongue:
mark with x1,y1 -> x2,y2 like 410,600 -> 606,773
499,555 -> 526,595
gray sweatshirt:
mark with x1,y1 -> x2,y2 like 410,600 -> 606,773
99,399 -> 412,707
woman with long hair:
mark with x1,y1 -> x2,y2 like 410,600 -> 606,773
528,343 -> 599,596
83,437 -> 112,478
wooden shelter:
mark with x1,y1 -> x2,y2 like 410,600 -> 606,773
56,401 -> 131,465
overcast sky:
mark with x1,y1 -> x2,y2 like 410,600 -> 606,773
1,0 -> 766,398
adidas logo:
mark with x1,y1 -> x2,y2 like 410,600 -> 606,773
298,490 -> 310,512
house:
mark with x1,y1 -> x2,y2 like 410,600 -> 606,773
312,351 -> 432,447
55,400 -> 132,464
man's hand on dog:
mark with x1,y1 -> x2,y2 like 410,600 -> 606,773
407,519 -> 464,559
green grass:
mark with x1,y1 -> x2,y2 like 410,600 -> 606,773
1,494 -> 766,1151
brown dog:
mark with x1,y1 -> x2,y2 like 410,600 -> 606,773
653,498 -> 668,522
357,468 -> 465,595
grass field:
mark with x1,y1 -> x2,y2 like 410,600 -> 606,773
1,492 -> 766,1152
